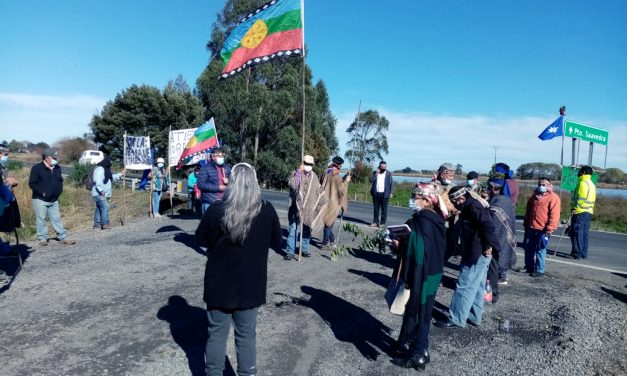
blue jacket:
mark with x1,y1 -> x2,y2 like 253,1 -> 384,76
91,166 -> 122,198
197,161 -> 231,205
369,170 -> 394,198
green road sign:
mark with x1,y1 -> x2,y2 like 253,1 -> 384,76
561,166 -> 599,192
564,120 -> 609,145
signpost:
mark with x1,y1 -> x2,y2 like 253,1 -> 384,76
564,121 -> 609,146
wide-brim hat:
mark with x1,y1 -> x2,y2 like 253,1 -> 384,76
156,157 -> 165,164
303,155 -> 314,164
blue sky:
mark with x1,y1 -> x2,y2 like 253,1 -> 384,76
1,0 -> 626,172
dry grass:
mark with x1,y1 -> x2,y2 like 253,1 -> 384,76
1,168 -> 157,242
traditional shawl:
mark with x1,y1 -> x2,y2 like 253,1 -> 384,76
396,209 -> 446,346
320,168 -> 349,226
488,194 -> 517,268
295,171 -> 327,231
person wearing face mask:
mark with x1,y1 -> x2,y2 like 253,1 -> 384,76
197,148 -> 231,214
284,154 -> 327,260
434,186 -> 496,330
28,153 -> 76,246
369,161 -> 394,227
320,156 -> 351,250
432,163 -> 462,261
466,171 -> 479,191
522,177 -> 561,277
150,157 -> 169,218
389,183 -> 446,371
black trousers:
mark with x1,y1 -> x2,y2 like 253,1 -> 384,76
372,193 -> 389,225
487,255 -> 500,299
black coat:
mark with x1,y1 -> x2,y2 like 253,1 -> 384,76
28,162 -> 64,202
458,196 -> 497,265
196,200 -> 282,310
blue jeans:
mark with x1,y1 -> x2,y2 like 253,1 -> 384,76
202,202 -> 211,214
93,195 -> 110,227
570,212 -> 591,258
205,307 -> 258,376
323,224 -> 335,244
152,191 -> 161,215
523,228 -> 547,273
32,199 -> 67,241
286,216 -> 310,255
449,255 -> 491,328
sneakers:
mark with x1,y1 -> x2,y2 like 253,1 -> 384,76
153,213 -> 162,218
370,223 -> 379,228
284,253 -> 293,261
302,251 -> 311,258
101,224 -> 112,230
61,239 -> 76,245
497,278 -> 508,285
321,242 -> 336,251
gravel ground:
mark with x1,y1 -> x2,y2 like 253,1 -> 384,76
0,211 -> 625,376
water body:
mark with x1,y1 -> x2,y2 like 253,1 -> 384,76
392,175 -> 627,198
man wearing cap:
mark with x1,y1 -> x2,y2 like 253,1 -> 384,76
435,186 -> 496,329
285,155 -> 327,260
369,161 -> 394,227
150,157 -> 169,217
28,154 -> 76,246
320,156 -> 351,250
197,148 -> 231,214
569,166 -> 596,260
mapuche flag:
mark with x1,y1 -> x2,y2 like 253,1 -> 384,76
538,116 -> 564,141
177,118 -> 219,169
220,0 -> 303,79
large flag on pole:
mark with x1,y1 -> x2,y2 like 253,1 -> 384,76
220,0 -> 304,79
538,116 -> 564,141
176,118 -> 219,169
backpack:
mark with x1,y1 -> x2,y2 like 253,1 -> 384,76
84,165 -> 96,190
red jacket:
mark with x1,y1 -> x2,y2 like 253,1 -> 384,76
523,192 -> 561,234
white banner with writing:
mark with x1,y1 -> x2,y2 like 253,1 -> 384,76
168,128 -> 205,167
123,135 -> 152,170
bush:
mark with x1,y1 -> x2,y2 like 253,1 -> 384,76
4,160 -> 23,171
69,163 -> 92,187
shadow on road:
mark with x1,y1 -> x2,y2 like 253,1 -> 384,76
298,285 -> 393,360
0,244 -> 33,296
157,295 -> 237,376
340,215 -> 371,226
172,231 -> 206,256
348,248 -> 394,269
347,268 -> 389,289
601,287 -> 627,305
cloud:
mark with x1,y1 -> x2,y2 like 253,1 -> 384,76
0,92 -> 107,144
335,108 -> 627,173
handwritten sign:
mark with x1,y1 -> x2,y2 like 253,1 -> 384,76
168,128 -> 205,167
124,136 -> 152,170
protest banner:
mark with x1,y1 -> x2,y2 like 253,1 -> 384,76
124,135 -> 152,170
168,128 -> 205,167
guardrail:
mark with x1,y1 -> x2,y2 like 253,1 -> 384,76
118,176 -> 188,197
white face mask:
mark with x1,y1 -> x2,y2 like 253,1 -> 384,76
443,179 -> 452,186
303,165 -> 313,173
215,157 -> 225,166
157,163 -> 164,168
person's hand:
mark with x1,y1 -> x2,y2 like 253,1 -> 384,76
219,184 -> 226,191
389,239 -> 400,251
222,177 -> 229,185
345,175 -> 351,183
120,169 -> 126,176
389,194 -> 394,199
483,247 -> 492,257
5,177 -> 18,187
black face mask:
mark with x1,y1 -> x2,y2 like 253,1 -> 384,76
379,169 -> 386,173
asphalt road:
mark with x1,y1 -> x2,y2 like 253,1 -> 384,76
261,190 -> 627,274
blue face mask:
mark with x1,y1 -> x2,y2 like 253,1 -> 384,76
50,158 -> 58,166
537,185 -> 547,193
0,156 -> 7,165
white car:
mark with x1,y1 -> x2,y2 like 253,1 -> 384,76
79,150 -> 104,165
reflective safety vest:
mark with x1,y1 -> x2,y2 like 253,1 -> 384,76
571,175 -> 596,214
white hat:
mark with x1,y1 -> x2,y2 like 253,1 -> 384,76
303,155 -> 314,164
156,157 -> 165,164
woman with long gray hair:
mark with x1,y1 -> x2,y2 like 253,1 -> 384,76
196,162 -> 282,376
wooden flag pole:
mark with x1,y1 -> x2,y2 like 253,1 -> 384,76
168,126 -> 174,216
297,1 -> 306,262
122,132 -> 127,226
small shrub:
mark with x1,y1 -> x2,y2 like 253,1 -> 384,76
69,163 -> 92,187
5,160 -> 23,171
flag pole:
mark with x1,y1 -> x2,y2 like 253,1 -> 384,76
297,0 -> 306,262
122,132 -> 127,226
